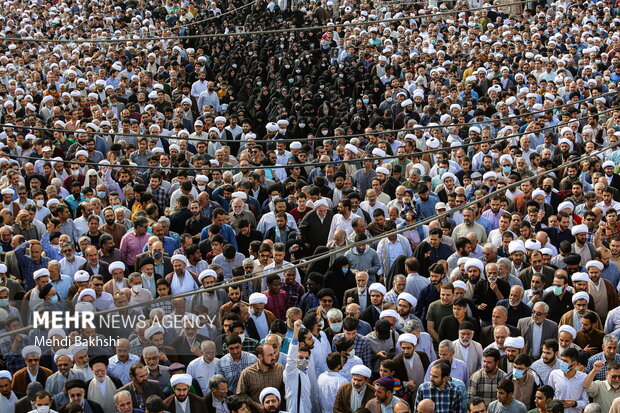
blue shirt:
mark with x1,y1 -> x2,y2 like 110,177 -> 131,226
108,354 -> 141,385
51,274 -> 73,300
417,195 -> 440,219
200,224 -> 238,249
414,380 -> 465,413
430,243 -> 453,264
602,262 -> 620,288
142,236 -> 179,257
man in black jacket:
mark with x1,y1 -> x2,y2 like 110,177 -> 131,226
117,363 -> 165,411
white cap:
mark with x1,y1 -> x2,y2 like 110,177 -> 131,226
603,161 -> 615,169
345,144 -> 359,154
77,288 -> 96,301
0,371 -> 12,381
0,188 -> 14,196
376,167 -> 390,175
249,292 -> 268,305
464,258 -> 484,274
453,280 -> 467,290
379,309 -> 399,320
74,270 -> 90,282
508,240 -> 527,254
372,148 -> 387,158
524,239 -> 542,250
290,141 -> 302,149
558,201 -> 574,213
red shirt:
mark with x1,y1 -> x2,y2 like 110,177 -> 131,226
263,290 -> 289,320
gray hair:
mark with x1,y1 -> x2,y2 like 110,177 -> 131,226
0,286 -> 9,295
158,217 -> 170,226
201,340 -> 216,352
533,301 -> 549,314
114,390 -> 132,404
495,325 -> 510,335
438,340 -> 454,351
603,334 -> 619,347
393,274 -> 406,284
584,404 -> 602,413
493,306 -> 508,317
149,308 -> 165,320
142,346 -> 159,357
404,319 -> 423,333
483,243 -> 497,252
326,308 -> 343,321
266,333 -> 283,345
208,374 -> 228,390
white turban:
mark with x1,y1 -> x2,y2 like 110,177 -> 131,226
397,292 -> 417,309
369,283 -> 387,296
145,325 -> 165,340
249,292 -> 268,305
33,268 -> 50,280
453,280 -> 467,290
350,365 -> 372,378
259,387 -> 281,404
603,161 -> 615,169
198,269 -> 217,283
170,374 -> 193,387
53,348 -> 73,364
0,371 -> 12,381
558,202 -> 574,213
464,258 -> 484,274
398,333 -> 418,346
586,260 -> 603,271
524,240 -> 541,250
171,254 -> 189,266
77,288 -> 96,301
22,345 -> 42,358
571,272 -> 590,283
572,291 -> 590,303
74,270 -> 90,282
379,309 -> 399,320
504,336 -> 525,349
109,261 -> 126,272
508,240 -> 526,254
532,189 -> 546,199
345,144 -> 359,155
559,325 -> 577,339
571,224 -> 588,236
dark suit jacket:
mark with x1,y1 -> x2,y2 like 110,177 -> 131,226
516,317 -> 558,356
480,324 -> 521,348
608,174 -> 620,199
518,265 -> 556,288
80,261 -> 111,282
299,209 -> 334,254
361,305 -> 381,328
14,397 -> 33,413
118,379 -> 165,410
59,399 -> 104,413
172,334 -> 210,366
204,392 -> 233,413
135,252 -> 173,277
163,393 -> 207,413
342,287 -> 370,310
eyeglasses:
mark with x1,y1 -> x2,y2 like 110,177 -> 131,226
532,311 -> 545,316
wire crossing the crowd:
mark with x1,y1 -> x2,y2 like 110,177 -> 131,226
5,105 -> 617,171
3,90 -> 614,145
1,126 -> 617,339
0,1 -> 531,43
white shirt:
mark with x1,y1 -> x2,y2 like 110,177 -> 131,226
256,211 -> 299,235
250,311 -> 269,339
339,355 -> 364,381
317,371 -> 348,413
187,356 -> 219,395
60,256 -> 87,279
547,370 -> 589,413
283,343 -> 315,413
327,213 -> 361,241
359,201 -> 388,218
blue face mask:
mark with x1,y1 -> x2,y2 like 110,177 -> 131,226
342,268 -> 349,274
553,285 -> 564,296
560,361 -> 571,373
0,299 -> 8,307
502,166 -> 511,173
362,99 -> 369,105
50,295 -> 59,302
97,191 -> 107,198
513,369 -> 525,379
439,168 -> 447,175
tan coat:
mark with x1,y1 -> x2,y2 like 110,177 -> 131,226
334,383 -> 375,413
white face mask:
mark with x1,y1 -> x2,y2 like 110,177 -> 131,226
238,333 -> 245,342
132,284 -> 142,293
36,406 -> 50,413
36,199 -> 44,208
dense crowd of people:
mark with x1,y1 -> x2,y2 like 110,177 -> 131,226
0,0 -> 619,412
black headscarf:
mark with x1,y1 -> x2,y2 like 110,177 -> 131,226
385,255 -> 408,289
412,241 -> 433,278
306,246 -> 330,275
324,256 -> 355,307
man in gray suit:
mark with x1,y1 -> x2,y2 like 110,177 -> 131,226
516,301 -> 558,358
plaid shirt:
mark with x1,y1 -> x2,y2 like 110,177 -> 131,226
148,185 -> 170,210
216,351 -> 258,391
236,360 -> 285,401
331,332 -> 373,367
414,380 -> 465,413
15,242 -> 51,290
586,352 -> 620,381
149,300 -> 173,314
604,223 -> 620,245
0,334 -> 27,373
282,280 -> 305,307
468,368 -> 507,407
223,337 -> 259,355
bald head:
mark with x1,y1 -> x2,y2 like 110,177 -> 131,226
417,399 -> 435,413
